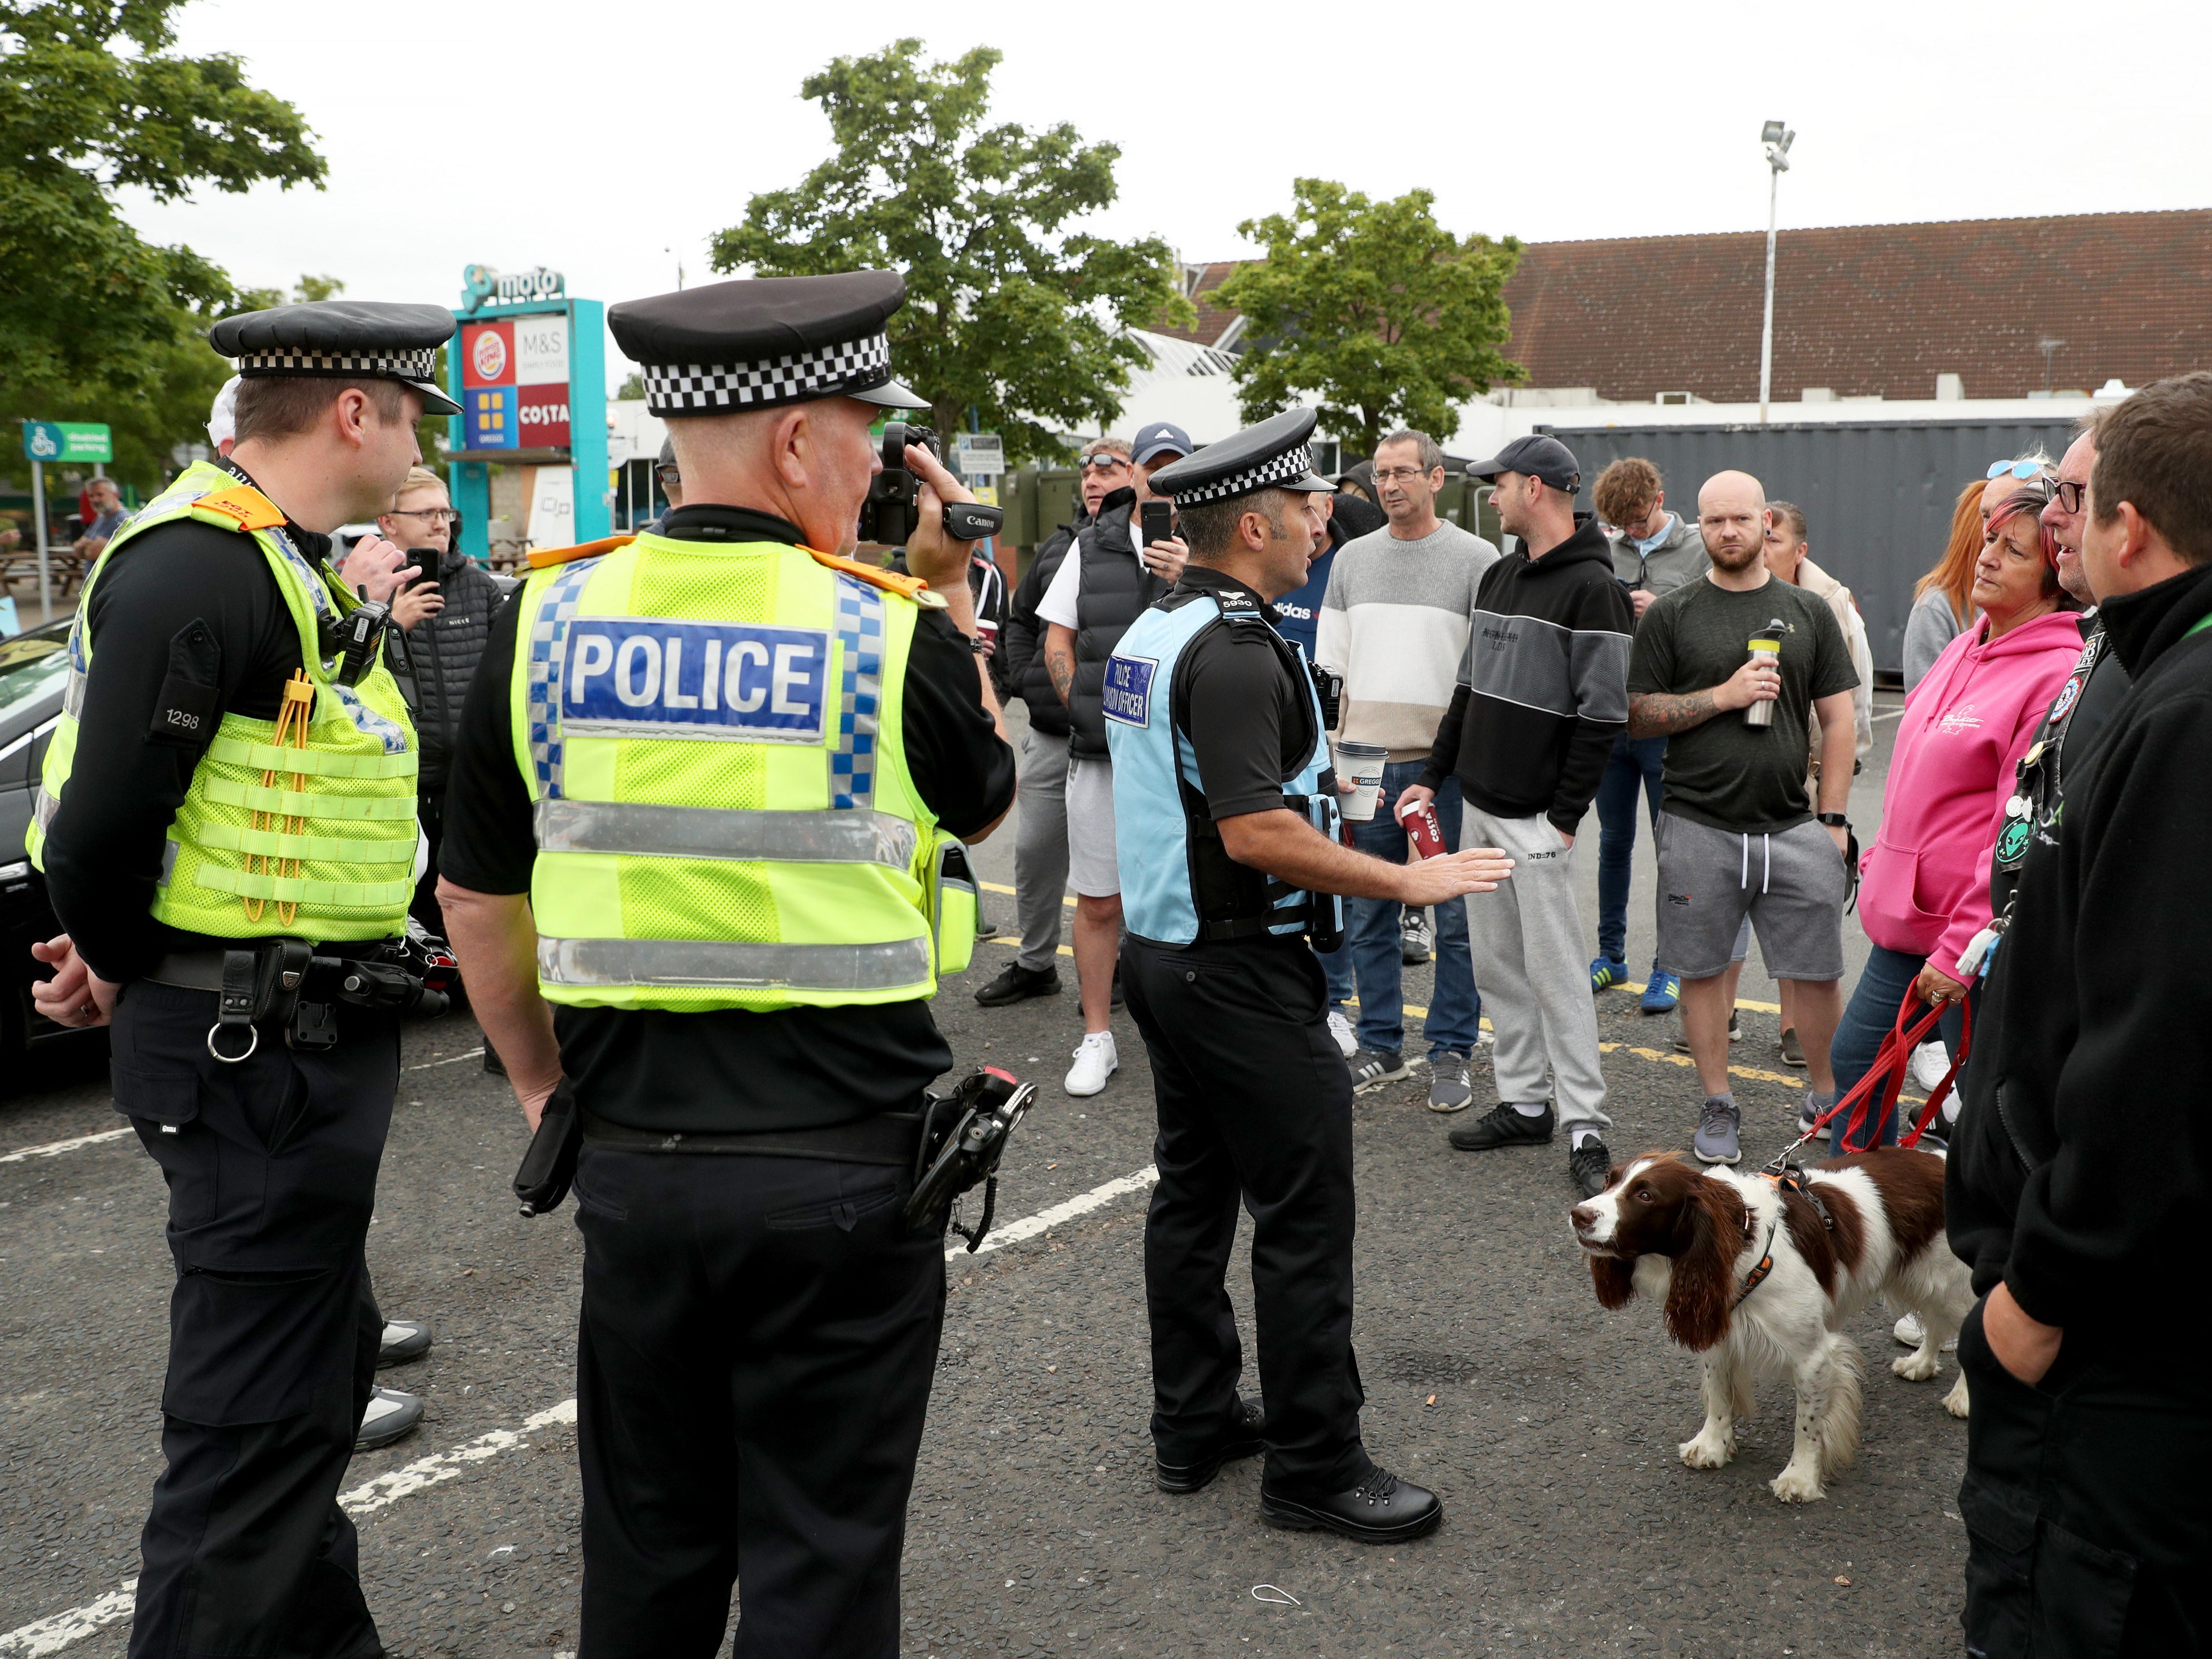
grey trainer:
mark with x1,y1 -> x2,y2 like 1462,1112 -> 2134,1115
1693,1095 -> 1742,1165
1348,1049 -> 1409,1094
1427,1052 -> 1472,1113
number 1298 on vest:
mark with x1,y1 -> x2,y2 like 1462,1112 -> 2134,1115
564,618 -> 831,743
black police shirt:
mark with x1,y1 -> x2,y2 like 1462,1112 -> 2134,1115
40,481 -> 329,984
437,504 -> 1017,1135
1175,565 -> 1319,819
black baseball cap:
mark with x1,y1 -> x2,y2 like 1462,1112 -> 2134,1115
1466,434 -> 1581,493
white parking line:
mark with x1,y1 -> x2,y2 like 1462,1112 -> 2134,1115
406,1048 -> 485,1071
0,1169 -> 1162,1655
0,1126 -> 131,1166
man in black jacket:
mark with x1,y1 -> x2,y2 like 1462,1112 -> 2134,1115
975,439 -> 1128,1004
1401,436 -> 1632,1198
1947,373 -> 2212,1659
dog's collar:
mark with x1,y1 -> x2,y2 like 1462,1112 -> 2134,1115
1733,1215 -> 1780,1308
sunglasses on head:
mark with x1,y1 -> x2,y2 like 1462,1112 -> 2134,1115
1079,452 -> 1128,472
1987,459 -> 2047,482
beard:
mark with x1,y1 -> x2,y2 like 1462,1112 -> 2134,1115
1706,539 -> 1764,575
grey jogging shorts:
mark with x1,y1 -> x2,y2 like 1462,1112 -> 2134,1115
1653,811 -> 1848,982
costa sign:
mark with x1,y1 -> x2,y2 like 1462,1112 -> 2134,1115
460,263 -> 568,315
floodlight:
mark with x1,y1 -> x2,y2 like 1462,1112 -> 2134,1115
1761,120 -> 1788,145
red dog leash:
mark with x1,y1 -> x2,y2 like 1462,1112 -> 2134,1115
1765,987 -> 1972,1171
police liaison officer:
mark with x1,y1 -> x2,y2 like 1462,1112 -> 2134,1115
28,300 -> 460,1655
1105,409 -> 1515,1544
435,271 -> 1016,1656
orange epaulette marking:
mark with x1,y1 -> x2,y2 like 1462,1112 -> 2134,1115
803,546 -> 934,604
191,485 -> 288,532
527,535 -> 635,570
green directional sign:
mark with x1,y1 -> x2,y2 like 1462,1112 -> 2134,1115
19,420 -> 112,464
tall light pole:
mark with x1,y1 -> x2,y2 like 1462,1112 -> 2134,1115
1758,120 -> 1794,424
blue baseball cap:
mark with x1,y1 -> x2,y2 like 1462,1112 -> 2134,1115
1467,434 -> 1581,493
1132,421 -> 1194,465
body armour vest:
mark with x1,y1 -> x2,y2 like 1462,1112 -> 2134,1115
29,461 -> 419,942
1068,496 -> 1167,761
507,531 -> 975,1014
1104,582 -> 1345,949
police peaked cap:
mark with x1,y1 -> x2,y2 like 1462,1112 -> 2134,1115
1146,408 -> 1335,506
609,271 -> 924,418
208,300 -> 462,417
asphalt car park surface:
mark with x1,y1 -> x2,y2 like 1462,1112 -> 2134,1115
0,691 -> 1972,1658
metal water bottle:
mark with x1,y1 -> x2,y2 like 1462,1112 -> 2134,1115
1743,633 -> 1782,729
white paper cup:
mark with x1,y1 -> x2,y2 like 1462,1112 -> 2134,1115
1334,740 -> 1387,823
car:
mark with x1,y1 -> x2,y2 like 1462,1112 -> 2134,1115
0,620 -> 101,1072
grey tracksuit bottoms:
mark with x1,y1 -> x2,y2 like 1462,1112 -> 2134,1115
1014,726 -> 1071,972
1459,804 -> 1611,1135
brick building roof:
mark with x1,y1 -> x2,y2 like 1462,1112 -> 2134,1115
1155,210 -> 2212,403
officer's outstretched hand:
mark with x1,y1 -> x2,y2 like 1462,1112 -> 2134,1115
902,443 -> 981,632
31,933 -> 117,1028
1399,847 -> 1515,906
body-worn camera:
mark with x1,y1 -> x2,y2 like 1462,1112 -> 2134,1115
857,422 -> 1007,547
905,1065 -> 1035,1251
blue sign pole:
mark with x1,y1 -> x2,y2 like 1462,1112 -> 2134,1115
568,298 -> 610,544
447,341 -> 491,565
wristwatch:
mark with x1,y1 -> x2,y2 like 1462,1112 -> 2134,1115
1816,812 -> 1850,827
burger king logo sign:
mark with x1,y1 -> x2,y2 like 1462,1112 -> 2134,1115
472,328 -> 508,384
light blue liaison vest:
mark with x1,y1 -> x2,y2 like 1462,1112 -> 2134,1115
1104,582 -> 1346,949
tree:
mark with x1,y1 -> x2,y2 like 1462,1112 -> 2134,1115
709,38 -> 1191,462
1215,180 -> 1525,458
1,1 -> 325,488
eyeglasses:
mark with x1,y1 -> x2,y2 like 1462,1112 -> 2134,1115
1078,453 -> 1129,473
2051,480 -> 2086,513
1987,459 -> 2048,482
1371,467 -> 1437,485
389,507 -> 457,525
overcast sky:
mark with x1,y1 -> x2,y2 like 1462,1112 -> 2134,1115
121,0 -> 2212,392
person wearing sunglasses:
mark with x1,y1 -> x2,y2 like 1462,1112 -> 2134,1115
1902,455 -> 2054,691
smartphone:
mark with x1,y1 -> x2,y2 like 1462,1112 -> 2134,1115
1139,499 -> 1173,550
406,548 -> 438,585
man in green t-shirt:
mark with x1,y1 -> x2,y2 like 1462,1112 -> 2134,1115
1626,470 -> 1860,1165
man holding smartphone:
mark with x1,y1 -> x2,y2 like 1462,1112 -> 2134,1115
1037,420 -> 1193,1096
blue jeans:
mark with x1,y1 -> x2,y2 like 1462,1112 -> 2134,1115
1341,763 -> 1481,1057
1829,942 -> 1968,1152
1594,733 -> 1668,964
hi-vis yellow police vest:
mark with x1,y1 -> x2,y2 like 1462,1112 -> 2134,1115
27,460 -> 420,942
508,530 -> 975,1013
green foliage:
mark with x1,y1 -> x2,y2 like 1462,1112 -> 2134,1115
1216,180 -> 1525,458
0,1 -> 324,488
709,38 -> 1191,463
615,371 -> 646,401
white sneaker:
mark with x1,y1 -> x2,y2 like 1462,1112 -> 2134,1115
1065,1030 -> 1118,1097
1909,1040 -> 1951,1093
1892,1312 -> 1958,1352
1326,1009 -> 1357,1058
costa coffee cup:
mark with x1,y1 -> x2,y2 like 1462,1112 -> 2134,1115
1397,796 -> 1446,859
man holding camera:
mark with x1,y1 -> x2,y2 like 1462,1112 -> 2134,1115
1037,420 -> 1193,1096
437,271 -> 1015,1658
28,299 -> 457,1657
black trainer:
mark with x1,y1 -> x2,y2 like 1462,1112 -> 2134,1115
974,961 -> 1061,1007
1568,1139 -> 1612,1199
1261,1466 -> 1442,1545
1155,1398 -> 1266,1493
1448,1100 -> 1555,1151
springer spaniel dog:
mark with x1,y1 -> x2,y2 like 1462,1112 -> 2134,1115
1569,1150 -> 1972,1503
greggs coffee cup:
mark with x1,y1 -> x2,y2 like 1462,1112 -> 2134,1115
1334,740 -> 1387,823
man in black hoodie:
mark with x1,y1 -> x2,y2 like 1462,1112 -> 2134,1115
1947,373 -> 2212,1658
1402,436 -> 1633,1198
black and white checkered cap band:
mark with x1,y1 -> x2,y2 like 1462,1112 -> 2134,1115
642,333 -> 894,414
1165,442 -> 1316,505
237,348 -> 438,381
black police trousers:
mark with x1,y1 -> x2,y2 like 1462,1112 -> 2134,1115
1120,935 -> 1369,1494
108,979 -> 398,1659
569,1141 -> 946,1659
1958,1296 -> 2212,1656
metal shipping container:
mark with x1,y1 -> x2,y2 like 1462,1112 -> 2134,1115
1535,416 -> 2082,675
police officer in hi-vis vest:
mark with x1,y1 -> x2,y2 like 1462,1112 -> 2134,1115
1106,409 -> 1515,1545
29,301 -> 461,1655
436,271 -> 1015,1656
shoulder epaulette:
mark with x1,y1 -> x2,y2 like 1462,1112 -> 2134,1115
805,547 -> 947,609
189,485 -> 287,532
528,535 -> 635,570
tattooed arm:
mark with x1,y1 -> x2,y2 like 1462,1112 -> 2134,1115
1628,659 -> 1777,738
1045,622 -> 1077,707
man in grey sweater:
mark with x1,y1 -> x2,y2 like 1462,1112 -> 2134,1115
1315,429 -> 1499,1110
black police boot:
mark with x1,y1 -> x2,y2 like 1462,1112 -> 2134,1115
1261,1466 -> 1442,1545
974,962 -> 1062,1007
1448,1100 -> 1555,1152
1155,1398 -> 1266,1494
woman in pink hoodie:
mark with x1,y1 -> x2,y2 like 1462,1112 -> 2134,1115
1826,476 -> 2083,1152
